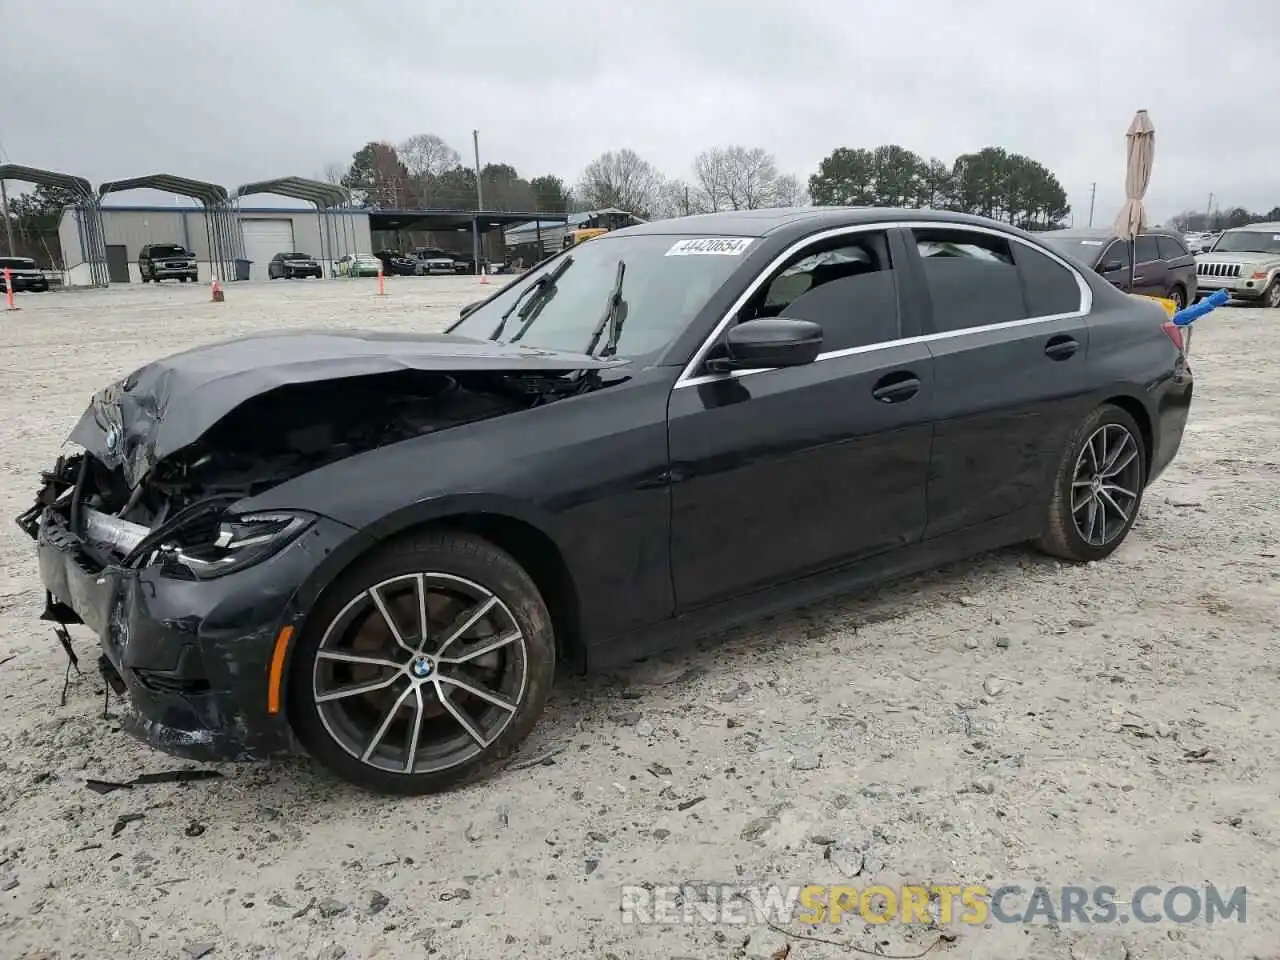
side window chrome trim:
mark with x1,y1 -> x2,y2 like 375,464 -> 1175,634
674,219 -> 1093,391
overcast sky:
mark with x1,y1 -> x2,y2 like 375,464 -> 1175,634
2,0 -> 1274,224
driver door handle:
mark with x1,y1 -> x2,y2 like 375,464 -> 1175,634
1044,335 -> 1079,361
872,371 -> 921,403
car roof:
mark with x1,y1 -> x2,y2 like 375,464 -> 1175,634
1224,221 -> 1280,232
1041,226 -> 1180,240
612,206 -> 1068,242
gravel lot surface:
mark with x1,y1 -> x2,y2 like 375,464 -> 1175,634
0,277 -> 1276,960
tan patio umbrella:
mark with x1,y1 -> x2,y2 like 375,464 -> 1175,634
1113,109 -> 1156,292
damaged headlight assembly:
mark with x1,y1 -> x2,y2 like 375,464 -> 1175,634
161,510 -> 316,580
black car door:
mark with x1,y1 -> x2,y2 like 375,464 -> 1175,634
667,227 -> 935,610
903,224 -> 1094,539
1131,234 -> 1166,298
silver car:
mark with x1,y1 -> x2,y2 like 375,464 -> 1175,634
1194,223 -> 1280,307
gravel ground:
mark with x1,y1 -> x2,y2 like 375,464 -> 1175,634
0,277 -> 1276,960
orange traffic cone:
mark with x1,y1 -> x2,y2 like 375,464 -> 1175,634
210,277 -> 224,303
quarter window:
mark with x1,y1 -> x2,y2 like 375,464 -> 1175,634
737,231 -> 900,352
1013,243 -> 1082,318
913,228 -> 1026,332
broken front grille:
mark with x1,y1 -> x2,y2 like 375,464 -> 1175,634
1197,262 -> 1242,278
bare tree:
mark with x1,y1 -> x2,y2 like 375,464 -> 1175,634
651,178 -> 709,220
693,145 -> 796,210
577,149 -> 664,218
771,173 -> 808,208
398,133 -> 462,178
319,162 -> 347,186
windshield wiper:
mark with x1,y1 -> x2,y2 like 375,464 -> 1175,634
490,256 -> 574,342
584,260 -> 626,358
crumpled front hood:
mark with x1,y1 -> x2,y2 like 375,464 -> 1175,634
68,329 -> 626,487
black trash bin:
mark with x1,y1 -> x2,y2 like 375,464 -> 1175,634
234,258 -> 252,282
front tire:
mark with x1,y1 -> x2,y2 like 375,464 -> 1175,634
1036,404 -> 1147,562
288,530 -> 555,795
1263,279 -> 1280,309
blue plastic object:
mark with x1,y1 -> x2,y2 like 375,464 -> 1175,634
1171,288 -> 1229,326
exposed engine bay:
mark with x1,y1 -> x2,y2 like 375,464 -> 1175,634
19,368 -> 588,574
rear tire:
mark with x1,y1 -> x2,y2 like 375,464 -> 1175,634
1170,285 -> 1186,311
1036,404 -> 1147,562
288,530 -> 556,795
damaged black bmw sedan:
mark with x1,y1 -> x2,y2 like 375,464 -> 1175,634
18,208 -> 1194,794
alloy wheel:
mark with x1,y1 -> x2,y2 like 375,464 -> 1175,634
312,572 -> 528,775
1071,423 -> 1142,547
1172,288 -> 1186,310
1267,283 -> 1280,308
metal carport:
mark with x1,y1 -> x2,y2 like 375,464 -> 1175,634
366,210 -> 569,273
98,174 -> 241,282
0,163 -> 108,287
233,177 -> 356,277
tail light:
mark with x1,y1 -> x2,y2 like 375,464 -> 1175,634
1163,321 -> 1191,359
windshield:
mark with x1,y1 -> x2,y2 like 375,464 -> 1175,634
283,253 -> 312,260
0,257 -> 37,270
1037,235 -> 1108,266
1210,231 -> 1280,255
448,233 -> 753,360
150,245 -> 190,258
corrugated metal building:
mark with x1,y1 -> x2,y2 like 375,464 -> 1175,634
59,206 -> 372,285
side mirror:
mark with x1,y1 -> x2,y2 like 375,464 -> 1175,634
708,318 -> 823,372
459,300 -> 483,319
1100,260 -> 1125,273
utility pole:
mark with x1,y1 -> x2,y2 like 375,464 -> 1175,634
472,130 -> 483,276
1087,182 -> 1096,227
0,179 -> 14,256
1206,192 -> 1215,230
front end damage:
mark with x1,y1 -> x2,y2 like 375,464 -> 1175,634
17,341 -> 622,761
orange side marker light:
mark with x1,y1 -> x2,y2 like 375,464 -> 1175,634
267,625 -> 294,715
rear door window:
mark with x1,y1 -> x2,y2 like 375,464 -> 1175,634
1134,235 -> 1160,264
1156,235 -> 1188,260
912,228 -> 1027,333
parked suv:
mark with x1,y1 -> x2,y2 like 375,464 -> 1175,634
1194,223 -> 1280,308
1038,228 -> 1198,309
139,244 -> 198,283
410,247 -> 458,276
267,252 -> 323,279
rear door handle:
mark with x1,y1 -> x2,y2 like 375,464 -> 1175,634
872,372 -> 921,403
1044,335 -> 1079,361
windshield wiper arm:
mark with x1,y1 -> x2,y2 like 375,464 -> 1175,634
491,256 -> 573,343
584,260 -> 626,358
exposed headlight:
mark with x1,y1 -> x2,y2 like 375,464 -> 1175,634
171,510 -> 315,579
